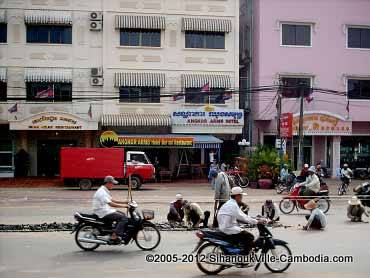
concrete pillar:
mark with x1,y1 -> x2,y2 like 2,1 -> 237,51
331,136 -> 341,178
201,149 -> 205,164
18,131 -> 28,151
83,131 -> 92,147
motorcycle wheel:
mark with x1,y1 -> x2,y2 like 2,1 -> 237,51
75,225 -> 101,251
279,199 -> 295,214
135,223 -> 161,251
264,243 -> 292,273
196,242 -> 225,275
239,176 -> 250,188
338,185 -> 343,195
317,199 -> 330,214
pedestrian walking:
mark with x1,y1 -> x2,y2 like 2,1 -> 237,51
212,170 -> 231,227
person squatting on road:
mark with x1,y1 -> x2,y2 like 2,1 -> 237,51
217,187 -> 266,254
347,196 -> 369,223
182,200 -> 210,228
213,169 -> 231,227
261,200 -> 280,222
167,193 -> 185,223
297,166 -> 320,197
92,176 -> 129,244
303,199 -> 327,230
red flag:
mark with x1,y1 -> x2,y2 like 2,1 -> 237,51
36,87 -> 54,99
8,103 -> 18,113
201,82 -> 210,92
88,104 -> 92,119
346,100 -> 350,115
173,94 -> 184,101
305,90 -> 313,103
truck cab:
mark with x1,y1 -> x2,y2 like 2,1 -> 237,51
125,151 -> 155,189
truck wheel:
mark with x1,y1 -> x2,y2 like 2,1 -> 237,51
79,179 -> 92,190
130,176 -> 142,190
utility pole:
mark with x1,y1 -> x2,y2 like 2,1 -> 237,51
297,82 -> 305,170
276,80 -> 282,153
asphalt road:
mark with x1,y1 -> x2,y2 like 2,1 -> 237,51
0,182 -> 369,277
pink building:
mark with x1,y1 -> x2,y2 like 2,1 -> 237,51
252,0 -> 370,175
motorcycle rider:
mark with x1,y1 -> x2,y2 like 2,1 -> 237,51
280,164 -> 289,183
92,175 -> 129,244
300,163 -> 310,179
341,163 -> 353,186
296,166 -> 320,197
217,187 -> 266,254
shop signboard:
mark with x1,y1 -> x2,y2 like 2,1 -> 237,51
280,113 -> 293,138
9,112 -> 98,130
171,106 -> 244,134
100,131 -> 194,148
292,111 -> 352,136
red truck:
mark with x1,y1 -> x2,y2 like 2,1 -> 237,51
60,147 -> 155,190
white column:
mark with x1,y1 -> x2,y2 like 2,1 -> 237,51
201,149 -> 205,164
331,136 -> 341,178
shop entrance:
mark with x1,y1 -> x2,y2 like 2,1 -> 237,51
37,140 -> 76,176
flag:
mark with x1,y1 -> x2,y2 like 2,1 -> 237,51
88,104 -> 92,119
305,89 -> 313,103
8,103 -> 18,113
346,100 -> 350,117
35,87 -> 54,99
222,92 -> 232,101
201,82 -> 210,92
173,94 -> 184,101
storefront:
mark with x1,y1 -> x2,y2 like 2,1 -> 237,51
9,111 -> 98,176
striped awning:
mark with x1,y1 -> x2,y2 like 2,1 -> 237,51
193,135 -> 223,149
101,114 -> 171,127
24,68 -> 72,83
0,9 -> 6,23
114,72 -> 165,87
115,15 -> 166,30
182,17 -> 232,33
181,74 -> 231,88
24,10 -> 72,25
0,68 -> 6,82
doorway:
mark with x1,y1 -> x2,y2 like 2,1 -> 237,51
37,140 -> 76,176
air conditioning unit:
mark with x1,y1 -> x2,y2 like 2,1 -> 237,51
90,77 -> 104,86
89,12 -> 103,21
91,67 -> 103,77
90,20 -> 102,31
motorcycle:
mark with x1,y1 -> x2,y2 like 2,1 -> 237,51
338,176 -> 350,195
353,168 -> 370,180
279,183 -> 330,214
72,201 -> 161,251
276,172 -> 297,194
227,167 -> 249,188
193,223 -> 292,275
354,182 -> 370,207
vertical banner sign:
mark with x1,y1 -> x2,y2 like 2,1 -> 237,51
280,113 -> 293,138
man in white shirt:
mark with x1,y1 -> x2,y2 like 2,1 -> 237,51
217,187 -> 266,254
92,176 -> 128,243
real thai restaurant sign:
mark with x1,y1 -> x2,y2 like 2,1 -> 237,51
292,112 -> 352,135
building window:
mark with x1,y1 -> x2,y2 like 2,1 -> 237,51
119,87 -> 160,103
26,82 -> 72,101
348,27 -> 370,49
26,25 -> 72,44
281,23 -> 311,46
281,77 -> 311,98
0,24 -> 7,43
185,31 -> 225,49
0,82 -> 6,101
120,29 -> 161,47
185,88 -> 226,104
0,140 -> 13,173
348,79 -> 370,100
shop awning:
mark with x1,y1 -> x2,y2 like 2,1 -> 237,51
114,72 -> 165,87
182,17 -> 232,33
0,10 -> 7,23
115,15 -> 166,30
193,135 -> 223,149
24,68 -> 72,83
24,10 -> 72,25
181,74 -> 231,88
101,113 -> 171,127
0,68 -> 6,82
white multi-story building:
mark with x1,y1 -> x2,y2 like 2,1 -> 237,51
0,0 -> 242,177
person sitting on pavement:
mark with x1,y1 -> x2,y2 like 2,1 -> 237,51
303,199 -> 327,230
92,175 -> 129,244
182,200 -> 210,228
296,166 -> 320,197
167,194 -> 185,223
280,164 -> 289,183
217,187 -> 267,254
261,200 -> 280,222
213,169 -> 231,227
347,196 -> 369,223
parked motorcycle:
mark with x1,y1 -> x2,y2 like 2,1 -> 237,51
353,168 -> 370,180
193,223 -> 292,275
354,182 -> 370,207
72,201 -> 161,251
279,184 -> 330,214
227,167 -> 249,188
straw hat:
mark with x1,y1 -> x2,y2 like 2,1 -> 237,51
304,199 -> 318,210
348,196 -> 361,206
230,187 -> 247,196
